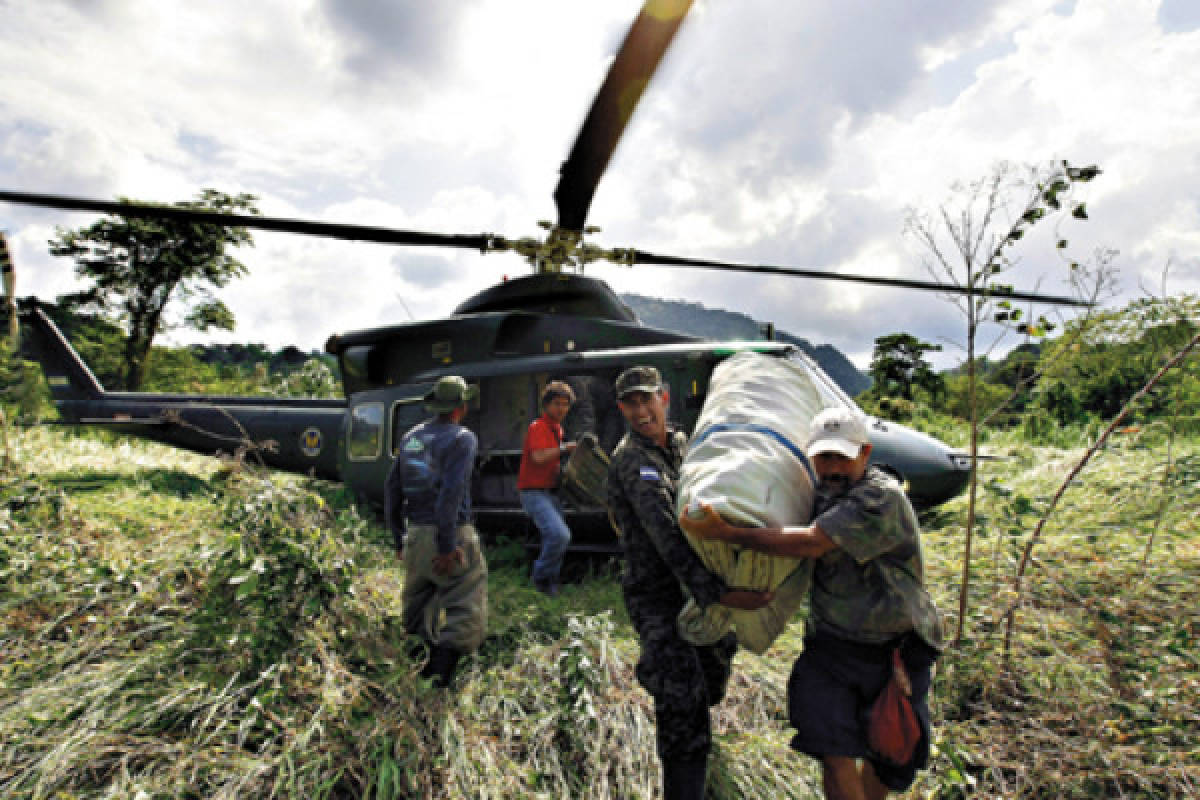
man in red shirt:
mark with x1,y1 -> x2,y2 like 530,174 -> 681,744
518,380 -> 578,596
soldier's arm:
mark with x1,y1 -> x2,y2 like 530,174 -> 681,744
617,457 -> 728,608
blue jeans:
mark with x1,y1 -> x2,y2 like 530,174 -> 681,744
520,489 -> 571,585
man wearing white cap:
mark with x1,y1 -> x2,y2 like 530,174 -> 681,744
682,406 -> 944,800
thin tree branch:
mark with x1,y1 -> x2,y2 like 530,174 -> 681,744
1002,329 -> 1200,660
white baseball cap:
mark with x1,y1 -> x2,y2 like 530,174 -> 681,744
806,407 -> 870,459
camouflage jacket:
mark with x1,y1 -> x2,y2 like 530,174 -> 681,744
809,465 -> 945,651
607,426 -> 728,626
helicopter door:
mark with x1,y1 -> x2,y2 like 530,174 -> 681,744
474,373 -> 535,509
389,389 -> 436,456
340,384 -> 432,507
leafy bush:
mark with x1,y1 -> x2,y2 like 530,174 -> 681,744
189,473 -> 360,676
939,373 -> 1022,427
0,343 -> 52,423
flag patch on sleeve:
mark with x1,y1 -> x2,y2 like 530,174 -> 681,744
639,467 -> 661,482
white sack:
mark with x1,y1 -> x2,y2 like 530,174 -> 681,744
676,351 -> 828,653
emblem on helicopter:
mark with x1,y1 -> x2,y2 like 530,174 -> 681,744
300,427 -> 323,458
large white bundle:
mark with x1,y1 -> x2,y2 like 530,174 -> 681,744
676,351 -> 827,653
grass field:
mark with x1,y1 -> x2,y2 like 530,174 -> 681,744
1,424 -> 1198,798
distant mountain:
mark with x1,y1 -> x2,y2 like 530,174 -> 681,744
620,294 -> 871,396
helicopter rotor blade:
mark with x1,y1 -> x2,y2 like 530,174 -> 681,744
0,190 -> 497,251
627,249 -> 1092,306
2,190 -> 1092,306
553,0 -> 694,233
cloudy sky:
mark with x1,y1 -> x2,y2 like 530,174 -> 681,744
2,0 -> 1198,371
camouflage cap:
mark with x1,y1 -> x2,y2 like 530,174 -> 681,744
614,365 -> 663,399
424,375 -> 478,413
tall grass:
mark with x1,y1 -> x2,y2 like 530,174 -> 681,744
1,424 -> 1198,797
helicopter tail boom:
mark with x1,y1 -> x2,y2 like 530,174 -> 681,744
18,302 -> 346,480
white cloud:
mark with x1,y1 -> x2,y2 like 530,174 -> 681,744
1,0 -> 1197,370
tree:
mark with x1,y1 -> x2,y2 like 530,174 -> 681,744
1036,294 -> 1200,421
50,189 -> 259,390
905,160 -> 1103,644
273,357 -> 341,399
866,332 -> 944,402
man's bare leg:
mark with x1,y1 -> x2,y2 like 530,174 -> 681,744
821,757 -> 891,800
861,760 -> 889,800
822,756 -> 867,800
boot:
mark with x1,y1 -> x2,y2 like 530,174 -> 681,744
404,637 -> 431,663
420,644 -> 462,689
662,753 -> 708,800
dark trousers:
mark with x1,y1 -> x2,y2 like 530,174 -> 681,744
788,633 -> 937,791
634,618 -> 737,761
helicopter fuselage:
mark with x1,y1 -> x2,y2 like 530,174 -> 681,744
18,274 -> 971,551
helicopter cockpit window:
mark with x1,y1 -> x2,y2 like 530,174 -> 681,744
788,352 -> 859,411
347,402 -> 385,461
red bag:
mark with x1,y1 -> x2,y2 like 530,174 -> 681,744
867,649 -> 923,766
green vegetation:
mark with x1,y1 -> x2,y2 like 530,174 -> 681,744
860,295 -> 1200,442
1,296 -> 1197,797
865,333 -> 945,403
1029,295 -> 1200,433
1,417 -> 1198,797
28,303 -> 340,399
0,339 -> 49,425
50,189 -> 260,390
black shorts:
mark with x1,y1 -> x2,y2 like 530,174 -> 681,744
787,633 -> 937,791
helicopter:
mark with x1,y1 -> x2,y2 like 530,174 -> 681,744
1,1 -> 1086,549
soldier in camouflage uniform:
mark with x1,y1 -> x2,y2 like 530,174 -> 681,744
682,406 -> 944,800
607,366 -> 772,800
